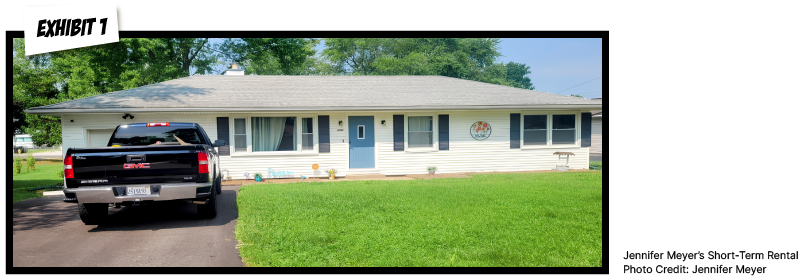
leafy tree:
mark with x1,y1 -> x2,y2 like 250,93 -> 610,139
321,38 -> 535,89
217,38 -> 319,75
13,38 -> 221,147
570,94 -> 584,98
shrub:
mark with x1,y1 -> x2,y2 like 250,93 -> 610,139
27,154 -> 36,172
13,157 -> 22,174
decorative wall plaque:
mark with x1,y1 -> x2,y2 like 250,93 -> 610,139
470,121 -> 492,140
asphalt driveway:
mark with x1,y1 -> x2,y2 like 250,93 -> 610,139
12,184 -> 243,267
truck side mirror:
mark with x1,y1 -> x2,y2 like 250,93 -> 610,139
214,139 -> 226,147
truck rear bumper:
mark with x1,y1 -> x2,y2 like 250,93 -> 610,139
64,182 -> 212,204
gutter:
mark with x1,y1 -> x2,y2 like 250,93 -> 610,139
25,104 -> 603,115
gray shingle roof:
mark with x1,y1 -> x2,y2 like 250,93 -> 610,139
27,75 -> 602,113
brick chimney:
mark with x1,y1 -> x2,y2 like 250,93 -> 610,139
223,62 -> 244,75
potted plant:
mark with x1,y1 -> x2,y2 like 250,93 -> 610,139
328,169 -> 338,180
427,166 -> 437,175
254,172 -> 263,182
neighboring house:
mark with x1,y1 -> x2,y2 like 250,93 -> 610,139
26,66 -> 602,179
590,110 -> 603,155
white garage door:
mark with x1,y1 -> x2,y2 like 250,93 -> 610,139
87,129 -> 115,147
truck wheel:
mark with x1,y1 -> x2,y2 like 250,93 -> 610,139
215,176 -> 222,195
197,186 -> 217,219
78,203 -> 108,225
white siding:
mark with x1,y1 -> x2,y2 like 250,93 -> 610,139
60,110 -> 590,179
591,117 -> 602,154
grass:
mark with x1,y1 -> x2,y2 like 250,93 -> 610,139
11,149 -> 61,155
590,161 -> 602,170
12,160 -> 64,202
29,149 -> 61,154
236,172 -> 602,267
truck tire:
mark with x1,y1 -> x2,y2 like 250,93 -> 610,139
197,186 -> 217,218
215,175 -> 222,195
79,203 -> 108,225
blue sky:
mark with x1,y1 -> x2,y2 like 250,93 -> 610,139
209,38 -> 603,98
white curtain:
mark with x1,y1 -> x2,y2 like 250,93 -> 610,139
252,117 -> 286,151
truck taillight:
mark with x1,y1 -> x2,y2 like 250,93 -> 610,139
198,151 -> 209,174
64,156 -> 74,178
146,123 -> 170,127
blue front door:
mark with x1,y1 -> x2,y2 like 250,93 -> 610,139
349,116 -> 375,169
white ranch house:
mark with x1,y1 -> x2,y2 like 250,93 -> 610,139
26,69 -> 603,179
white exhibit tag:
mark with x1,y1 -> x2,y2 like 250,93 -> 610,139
23,4 -> 119,55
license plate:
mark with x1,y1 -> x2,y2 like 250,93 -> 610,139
126,186 -> 150,196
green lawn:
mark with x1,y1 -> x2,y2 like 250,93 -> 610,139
236,172 -> 602,267
12,160 -> 64,202
29,149 -> 61,154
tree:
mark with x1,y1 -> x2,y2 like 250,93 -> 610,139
218,38 -> 319,75
321,38 -> 535,89
13,38 -> 221,147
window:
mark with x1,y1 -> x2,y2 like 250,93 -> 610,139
522,113 -> 578,147
231,116 -> 316,154
408,116 -> 433,148
234,118 -> 247,152
523,115 -> 547,145
252,117 -> 296,151
301,118 -> 314,150
357,125 -> 365,139
109,126 -> 206,146
552,115 -> 576,145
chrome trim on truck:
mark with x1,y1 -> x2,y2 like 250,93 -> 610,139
63,182 -> 212,204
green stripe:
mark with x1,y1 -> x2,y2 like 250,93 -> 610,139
125,11 -> 800,19
125,17 -> 800,23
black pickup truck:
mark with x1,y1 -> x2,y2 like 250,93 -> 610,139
63,122 -> 224,225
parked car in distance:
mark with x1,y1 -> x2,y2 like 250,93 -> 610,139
62,122 -> 225,225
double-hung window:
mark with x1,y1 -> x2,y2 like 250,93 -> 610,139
231,116 -> 316,154
521,112 -> 579,147
408,116 -> 434,148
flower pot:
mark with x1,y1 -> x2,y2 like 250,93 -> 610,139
255,176 -> 262,182
429,171 -> 435,175
329,174 -> 335,180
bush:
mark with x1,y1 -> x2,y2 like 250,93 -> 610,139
589,161 -> 602,170
27,154 -> 36,172
13,157 -> 22,174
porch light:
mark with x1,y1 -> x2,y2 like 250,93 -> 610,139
381,120 -> 386,125
339,120 -> 343,126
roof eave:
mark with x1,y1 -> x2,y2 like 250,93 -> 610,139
25,104 -> 603,116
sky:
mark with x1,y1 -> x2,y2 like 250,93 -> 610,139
209,38 -> 603,99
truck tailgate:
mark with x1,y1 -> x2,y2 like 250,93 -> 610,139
69,146 -> 203,187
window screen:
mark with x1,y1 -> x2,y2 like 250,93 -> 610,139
523,115 -> 547,145
234,118 -> 247,152
408,116 -> 433,148
302,118 -> 314,151
552,114 -> 576,145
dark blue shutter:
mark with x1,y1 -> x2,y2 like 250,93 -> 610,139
581,113 -> 592,147
510,113 -> 521,149
216,117 -> 230,156
393,115 -> 404,151
438,114 -> 449,150
318,115 -> 330,153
